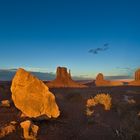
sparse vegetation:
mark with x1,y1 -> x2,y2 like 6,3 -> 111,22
1,81 -> 140,140
86,107 -> 94,116
86,93 -> 112,114
112,97 -> 140,140
86,93 -> 112,126
0,122 -> 16,138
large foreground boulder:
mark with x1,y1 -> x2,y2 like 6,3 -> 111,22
129,69 -> 140,86
46,67 -> 87,88
11,68 -> 60,119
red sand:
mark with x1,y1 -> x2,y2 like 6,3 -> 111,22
0,81 -> 140,140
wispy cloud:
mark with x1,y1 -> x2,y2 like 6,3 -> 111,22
0,68 -> 89,81
88,43 -> 109,55
0,68 -> 55,81
0,67 -> 49,73
116,67 -> 132,71
115,66 -> 139,78
23,67 -> 49,73
105,75 -> 132,80
115,67 -> 135,75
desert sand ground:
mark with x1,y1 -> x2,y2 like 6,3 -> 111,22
0,81 -> 140,140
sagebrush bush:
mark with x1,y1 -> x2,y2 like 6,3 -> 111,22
86,107 -> 94,116
86,93 -> 112,111
86,93 -> 112,126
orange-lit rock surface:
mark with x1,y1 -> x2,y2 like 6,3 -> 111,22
95,73 -> 110,86
46,67 -> 87,88
109,81 -> 123,86
11,68 -> 60,119
129,69 -> 140,86
95,73 -> 123,86
20,120 -> 39,140
0,100 -> 10,107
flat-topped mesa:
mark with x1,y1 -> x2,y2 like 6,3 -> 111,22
135,69 -> 140,81
56,67 -> 71,83
46,66 -> 87,88
95,73 -> 123,87
129,69 -> 140,86
11,68 -> 60,119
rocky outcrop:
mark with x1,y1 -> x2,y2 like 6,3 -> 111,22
129,69 -> 140,86
0,122 -> 16,138
95,73 -> 110,86
96,73 -> 104,81
135,69 -> 140,80
109,81 -> 124,86
11,68 -> 60,119
95,73 -> 123,87
46,67 -> 87,88
0,100 -> 10,107
20,120 -> 39,140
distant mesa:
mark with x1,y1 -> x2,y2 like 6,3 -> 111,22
129,69 -> 140,86
46,66 -> 87,88
135,69 -> 140,80
95,73 -> 123,87
95,73 -> 110,86
11,68 -> 60,119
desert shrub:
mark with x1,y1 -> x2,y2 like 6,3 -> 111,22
86,93 -> 112,125
86,107 -> 94,116
86,93 -> 112,111
0,123 -> 16,138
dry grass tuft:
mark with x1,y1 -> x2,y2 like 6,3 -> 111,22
86,93 -> 112,111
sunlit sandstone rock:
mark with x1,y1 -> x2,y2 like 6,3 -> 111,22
46,66 -> 87,88
95,73 -> 123,86
135,69 -> 140,80
20,120 -> 39,140
11,68 -> 60,119
109,81 -> 123,86
95,73 -> 110,86
0,100 -> 10,107
129,69 -> 140,86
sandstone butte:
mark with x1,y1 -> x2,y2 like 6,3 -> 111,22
129,69 -> 140,86
95,73 -> 123,87
46,66 -> 87,88
11,68 -> 60,119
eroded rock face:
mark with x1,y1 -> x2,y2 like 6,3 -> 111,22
11,68 -> 60,119
96,73 -> 104,81
47,67 -> 87,88
20,120 -> 39,140
0,100 -> 10,107
135,69 -> 140,81
56,67 -> 71,81
129,69 -> 140,86
95,73 -> 110,86
95,73 -> 123,86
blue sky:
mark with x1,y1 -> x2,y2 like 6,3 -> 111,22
0,0 -> 140,79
